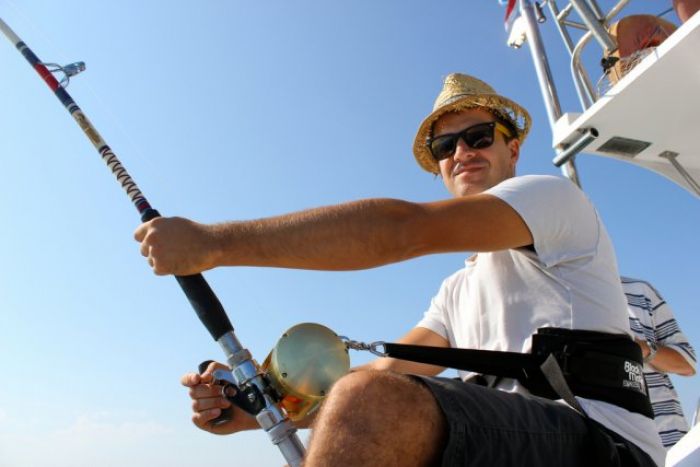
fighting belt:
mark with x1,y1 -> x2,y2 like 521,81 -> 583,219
382,327 -> 653,418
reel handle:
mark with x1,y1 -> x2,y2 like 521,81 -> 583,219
198,360 -> 236,425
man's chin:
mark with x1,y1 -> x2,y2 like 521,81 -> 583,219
454,180 -> 488,197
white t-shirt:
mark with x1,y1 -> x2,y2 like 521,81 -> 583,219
416,175 -> 665,466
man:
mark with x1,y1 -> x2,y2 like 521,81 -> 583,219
623,276 -> 697,448
135,73 -> 664,466
674,0 -> 700,22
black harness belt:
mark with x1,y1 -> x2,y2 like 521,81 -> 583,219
383,327 -> 653,418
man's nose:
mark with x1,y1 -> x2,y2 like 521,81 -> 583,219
452,137 -> 477,161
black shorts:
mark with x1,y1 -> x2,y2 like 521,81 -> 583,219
414,376 -> 656,467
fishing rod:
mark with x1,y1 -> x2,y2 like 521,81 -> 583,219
0,17 -> 308,466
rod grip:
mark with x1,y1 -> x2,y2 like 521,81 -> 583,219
140,208 -> 234,341
175,274 -> 233,340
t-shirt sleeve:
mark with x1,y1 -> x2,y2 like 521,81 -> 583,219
416,279 -> 450,339
649,287 -> 697,370
485,175 -> 600,267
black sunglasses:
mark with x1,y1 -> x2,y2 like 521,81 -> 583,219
426,121 -> 513,161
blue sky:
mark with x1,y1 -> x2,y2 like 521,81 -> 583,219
1,1 -> 698,466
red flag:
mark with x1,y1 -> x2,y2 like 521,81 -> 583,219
504,0 -> 517,29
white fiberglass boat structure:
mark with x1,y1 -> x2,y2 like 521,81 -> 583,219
507,1 -> 699,464
509,0 -> 700,198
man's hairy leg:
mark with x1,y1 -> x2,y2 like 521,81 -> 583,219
304,370 -> 447,467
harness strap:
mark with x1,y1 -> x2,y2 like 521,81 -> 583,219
380,328 -> 653,418
383,343 -> 538,380
540,354 -> 585,414
539,354 -> 628,466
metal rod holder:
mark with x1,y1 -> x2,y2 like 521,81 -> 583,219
553,128 -> 599,167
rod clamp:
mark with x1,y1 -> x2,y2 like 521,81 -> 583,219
40,60 -> 86,87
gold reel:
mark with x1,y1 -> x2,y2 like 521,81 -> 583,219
262,323 -> 350,422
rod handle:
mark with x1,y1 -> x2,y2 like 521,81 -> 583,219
140,208 -> 234,341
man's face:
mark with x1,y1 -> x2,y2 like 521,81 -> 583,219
433,108 -> 520,198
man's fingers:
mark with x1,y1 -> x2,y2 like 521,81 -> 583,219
192,408 -> 223,428
201,361 -> 230,378
192,396 -> 231,413
189,383 -> 226,399
133,222 -> 148,242
181,372 -> 204,387
134,221 -> 157,272
181,362 -> 230,388
140,242 -> 150,258
134,220 -> 159,260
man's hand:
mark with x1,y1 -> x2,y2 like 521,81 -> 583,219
134,217 -> 219,275
180,361 -> 259,435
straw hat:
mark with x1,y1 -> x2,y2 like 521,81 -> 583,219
412,73 -> 531,174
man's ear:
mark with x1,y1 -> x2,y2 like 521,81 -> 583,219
508,138 -> 520,164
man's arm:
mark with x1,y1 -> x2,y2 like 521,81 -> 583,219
356,327 -> 450,376
637,339 -> 696,376
624,277 -> 697,376
134,195 -> 532,276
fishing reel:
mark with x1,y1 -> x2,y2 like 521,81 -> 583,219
261,322 -> 351,421
207,323 -> 351,422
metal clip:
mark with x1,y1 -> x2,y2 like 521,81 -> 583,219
368,341 -> 387,357
340,336 -> 388,357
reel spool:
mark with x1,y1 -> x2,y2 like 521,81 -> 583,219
262,323 -> 350,422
